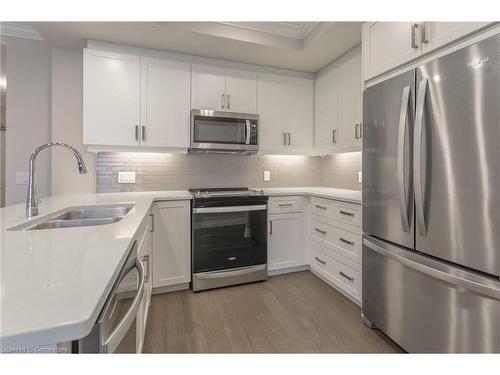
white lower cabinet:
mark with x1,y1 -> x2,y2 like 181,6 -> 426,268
268,204 -> 307,272
136,211 -> 153,353
152,200 -> 191,290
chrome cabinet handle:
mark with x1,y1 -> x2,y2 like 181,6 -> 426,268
278,203 -> 293,207
269,220 -> 272,235
414,78 -> 428,236
339,210 -> 354,217
340,238 -> 354,246
287,132 -> 291,145
354,123 -> 362,139
397,85 -> 412,233
142,125 -> 146,141
150,213 -> 154,233
315,205 -> 327,210
135,125 -> 139,141
227,94 -> 231,109
339,271 -> 354,282
422,22 -> 430,44
332,129 -> 337,143
315,228 -> 327,235
411,23 -> 420,49
283,132 -> 287,145
315,256 -> 326,265
221,94 -> 225,109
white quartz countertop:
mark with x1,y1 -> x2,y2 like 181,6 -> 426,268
262,187 -> 361,204
0,187 -> 359,348
0,191 -> 191,348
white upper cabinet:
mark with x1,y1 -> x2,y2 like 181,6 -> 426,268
225,69 -> 258,113
363,22 -> 493,81
337,51 -> 362,147
314,47 -> 362,154
362,22 -> 421,81
141,57 -> 191,148
421,22 -> 491,54
258,73 -> 314,154
191,64 -> 257,113
314,67 -> 338,152
285,77 -> 314,152
83,49 -> 141,146
258,73 -> 287,152
191,64 -> 226,111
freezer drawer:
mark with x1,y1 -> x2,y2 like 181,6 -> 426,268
362,236 -> 500,353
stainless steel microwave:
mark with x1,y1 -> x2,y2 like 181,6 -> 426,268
190,109 -> 259,154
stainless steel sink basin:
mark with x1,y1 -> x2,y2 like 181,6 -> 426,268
9,204 -> 134,231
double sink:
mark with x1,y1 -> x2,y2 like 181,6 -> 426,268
9,204 -> 134,231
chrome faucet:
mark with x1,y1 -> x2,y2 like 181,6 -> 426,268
26,142 -> 88,218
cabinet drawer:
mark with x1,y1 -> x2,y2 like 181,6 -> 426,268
311,217 -> 361,263
334,202 -> 361,227
268,196 -> 303,214
311,244 -> 361,302
311,197 -> 336,217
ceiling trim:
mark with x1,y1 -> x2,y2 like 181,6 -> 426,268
218,22 -> 319,40
0,22 -> 45,41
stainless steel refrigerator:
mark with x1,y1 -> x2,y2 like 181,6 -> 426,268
362,33 -> 500,353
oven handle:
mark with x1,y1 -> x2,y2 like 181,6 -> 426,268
102,257 -> 145,353
193,205 -> 267,214
196,264 -> 267,280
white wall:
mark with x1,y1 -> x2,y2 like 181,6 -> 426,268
51,47 -> 95,194
5,36 -> 51,206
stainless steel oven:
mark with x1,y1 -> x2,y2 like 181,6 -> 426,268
190,188 -> 268,291
190,110 -> 259,154
73,242 -> 145,353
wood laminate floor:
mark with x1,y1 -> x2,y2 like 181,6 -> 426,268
143,271 -> 403,353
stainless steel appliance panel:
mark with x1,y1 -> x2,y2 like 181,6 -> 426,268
415,34 -> 500,276
362,70 -> 415,249
362,236 -> 500,353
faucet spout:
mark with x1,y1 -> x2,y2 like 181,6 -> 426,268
26,142 -> 88,218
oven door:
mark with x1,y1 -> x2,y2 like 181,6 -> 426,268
191,110 -> 258,152
192,204 -> 268,273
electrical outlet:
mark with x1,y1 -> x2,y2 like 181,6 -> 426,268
358,171 -> 363,184
16,171 -> 29,185
118,171 -> 136,184
263,170 -> 271,182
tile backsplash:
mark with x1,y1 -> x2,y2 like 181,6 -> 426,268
96,151 -> 362,193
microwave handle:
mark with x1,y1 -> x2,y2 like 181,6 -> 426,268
102,257 -> 145,353
245,120 -> 251,145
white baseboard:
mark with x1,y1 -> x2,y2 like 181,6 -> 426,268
152,282 -> 190,294
268,264 -> 310,276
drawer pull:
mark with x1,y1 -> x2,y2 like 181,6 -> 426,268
278,203 -> 293,207
339,210 -> 354,217
339,271 -> 354,282
339,238 -> 354,246
315,228 -> 327,235
315,205 -> 327,210
315,256 -> 326,265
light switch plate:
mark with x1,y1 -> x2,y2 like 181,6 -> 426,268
118,171 -> 136,184
263,170 -> 271,182
16,171 -> 29,185
358,171 -> 363,184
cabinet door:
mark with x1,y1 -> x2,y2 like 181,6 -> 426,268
285,77 -> 314,151
314,68 -> 338,152
83,49 -> 140,146
191,64 -> 226,111
152,201 -> 191,289
337,50 -> 362,147
225,68 -> 258,113
268,213 -> 306,271
257,73 -> 287,152
421,22 -> 491,54
141,58 -> 191,148
362,22 -> 420,80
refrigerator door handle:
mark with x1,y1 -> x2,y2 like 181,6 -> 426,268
414,78 -> 428,236
397,85 -> 412,232
364,237 -> 500,300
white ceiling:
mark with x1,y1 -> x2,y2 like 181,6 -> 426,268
31,22 -> 362,72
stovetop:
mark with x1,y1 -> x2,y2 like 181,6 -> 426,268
189,187 -> 266,199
